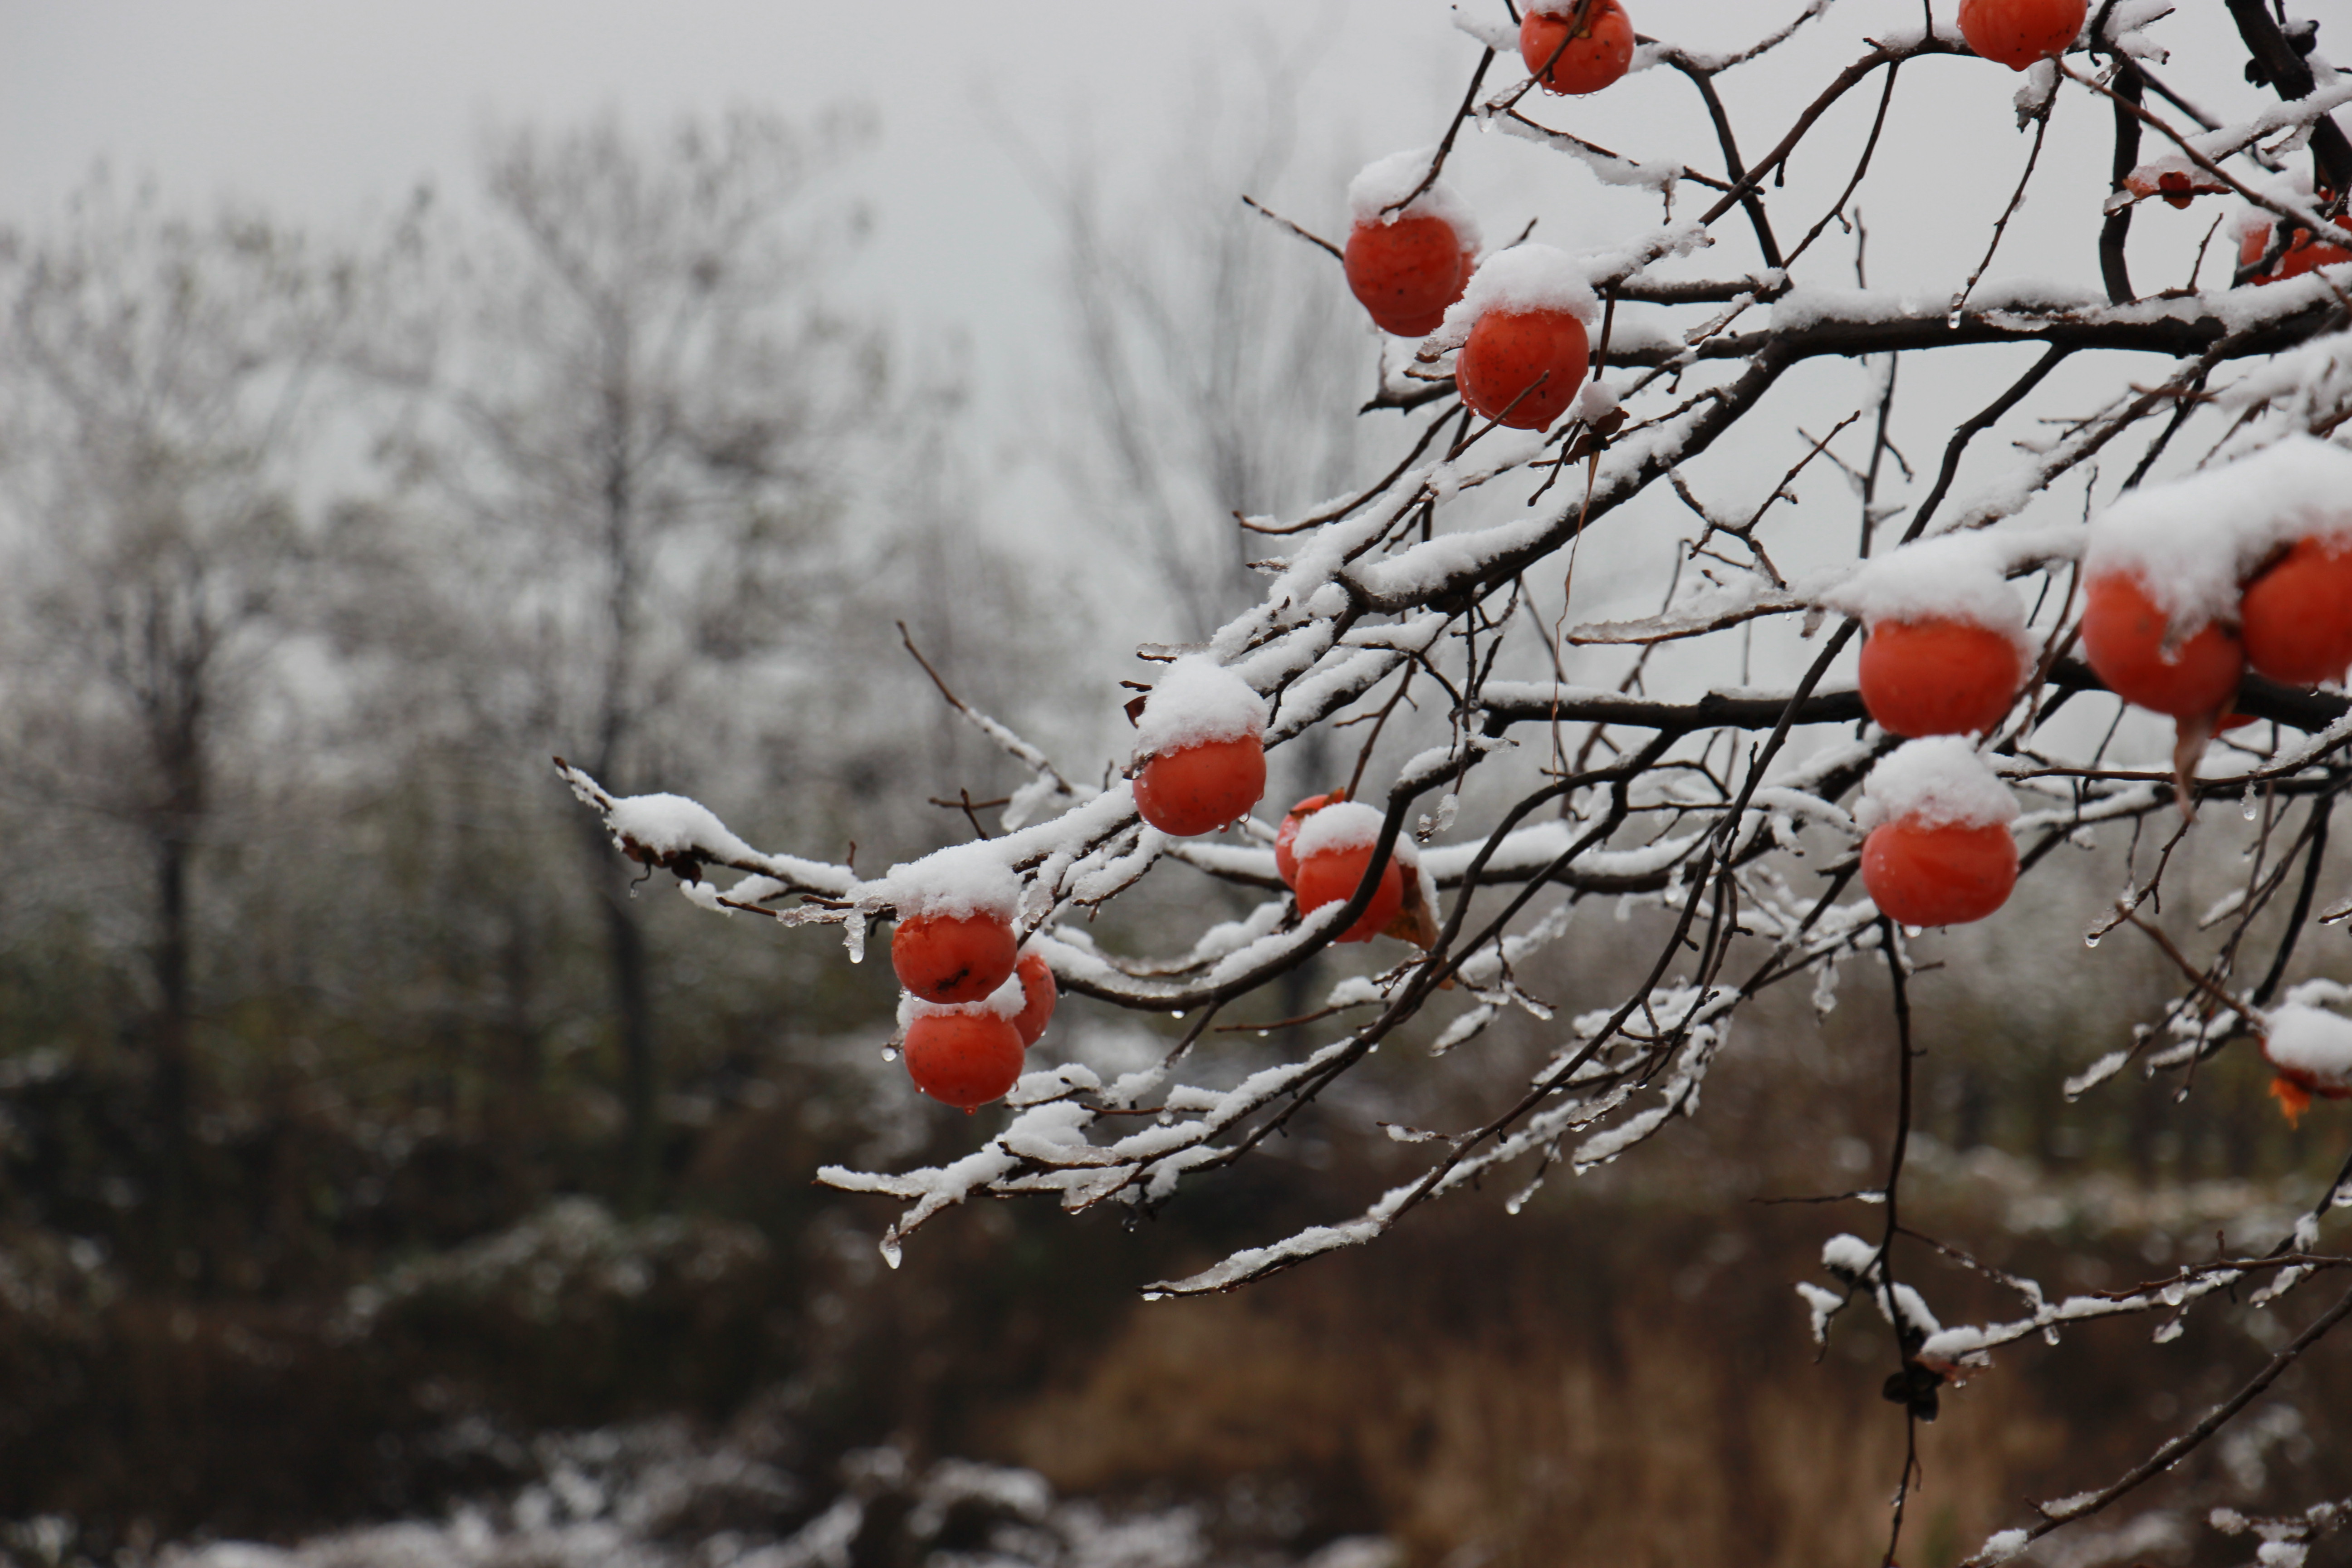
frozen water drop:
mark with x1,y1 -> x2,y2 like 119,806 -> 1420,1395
880,1046 -> 899,1063
1904,925 -> 1925,939
2084,931 -> 2102,949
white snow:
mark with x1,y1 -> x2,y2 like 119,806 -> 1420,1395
1290,800 -> 1388,860
606,792 -> 754,865
1439,242 -> 1600,341
1818,529 -> 2035,652
1855,739 -> 2020,833
1132,655 -> 1267,760
2263,1003 -> 2352,1092
1821,1232 -> 1881,1279
2085,436 -> 2352,630
882,841 -> 1021,923
1978,1527 -> 2031,1563
898,966 -> 1027,1027
1347,147 -> 1482,250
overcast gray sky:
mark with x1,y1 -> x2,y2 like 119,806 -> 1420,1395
0,0 -> 2308,611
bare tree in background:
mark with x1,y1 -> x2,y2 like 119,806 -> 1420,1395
0,181 -> 342,1271
1046,54 -> 1379,643
363,109 -> 885,1210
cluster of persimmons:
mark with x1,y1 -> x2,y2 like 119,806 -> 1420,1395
891,0 -> 2352,1111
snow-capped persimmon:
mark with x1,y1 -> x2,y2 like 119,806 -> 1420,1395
2239,207 -> 2352,284
1458,308 -> 1590,431
1295,845 -> 1407,944
1956,0 -> 2086,71
1130,656 -> 1269,838
1346,215 -> 1473,338
1273,793 -> 1339,889
1862,821 -> 2020,928
2240,535 -> 2352,686
1135,736 -> 1267,837
1519,0 -> 1636,96
1290,800 -> 1409,943
2078,572 -> 2244,719
1010,951 -> 1058,1048
903,1011 -> 1026,1111
2261,1004 -> 2352,1127
1856,739 -> 2020,927
892,910 -> 1019,1006
1857,618 -> 2025,738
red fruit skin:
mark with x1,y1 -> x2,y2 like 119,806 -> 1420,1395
1862,819 -> 2020,927
903,1012 -> 1026,1110
1011,951 -> 1058,1047
892,911 -> 1019,1005
1956,0 -> 2086,71
1294,845 -> 1407,943
1345,216 -> 1471,338
1273,793 -> 1338,890
1457,308 -> 1590,431
1134,735 -> 1268,838
2242,535 -> 2352,686
1857,617 -> 2026,738
1519,1 -> 1636,95
2079,572 -> 2244,719
2240,216 -> 2352,284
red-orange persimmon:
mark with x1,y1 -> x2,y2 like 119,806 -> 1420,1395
1294,844 -> 1407,944
1273,793 -> 1339,890
1861,819 -> 2020,927
1519,0 -> 1636,96
1010,951 -> 1058,1048
903,1012 -> 1026,1111
1457,308 -> 1589,431
1135,735 -> 1267,838
2078,572 -> 2244,719
1857,618 -> 2025,738
892,910 -> 1019,1006
2242,535 -> 2352,686
1956,0 -> 2086,71
1345,215 -> 1473,338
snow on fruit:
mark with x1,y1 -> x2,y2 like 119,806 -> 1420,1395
1857,739 -> 2020,928
1519,0 -> 1636,97
1956,0 -> 2087,72
2078,571 -> 2244,720
1011,950 -> 1058,1048
1130,656 -> 1269,837
1291,801 -> 1410,944
1446,244 -> 1597,432
887,843 -> 1022,1005
1343,149 -> 1482,338
1274,793 -> 1340,889
1826,533 -> 2034,739
2261,1000 -> 2352,1127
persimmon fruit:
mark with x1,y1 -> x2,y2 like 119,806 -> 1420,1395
2239,208 -> 2352,285
1135,735 -> 1267,838
1519,0 -> 1636,96
2078,571 -> 2244,719
903,1011 -> 1026,1111
2241,535 -> 2352,686
1295,843 -> 1407,943
1457,307 -> 1590,431
1274,793 -> 1339,889
1857,617 -> 2025,737
892,910 -> 1019,1006
1011,951 -> 1058,1047
1861,819 -> 2019,927
1345,216 -> 1473,337
1956,0 -> 2086,71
